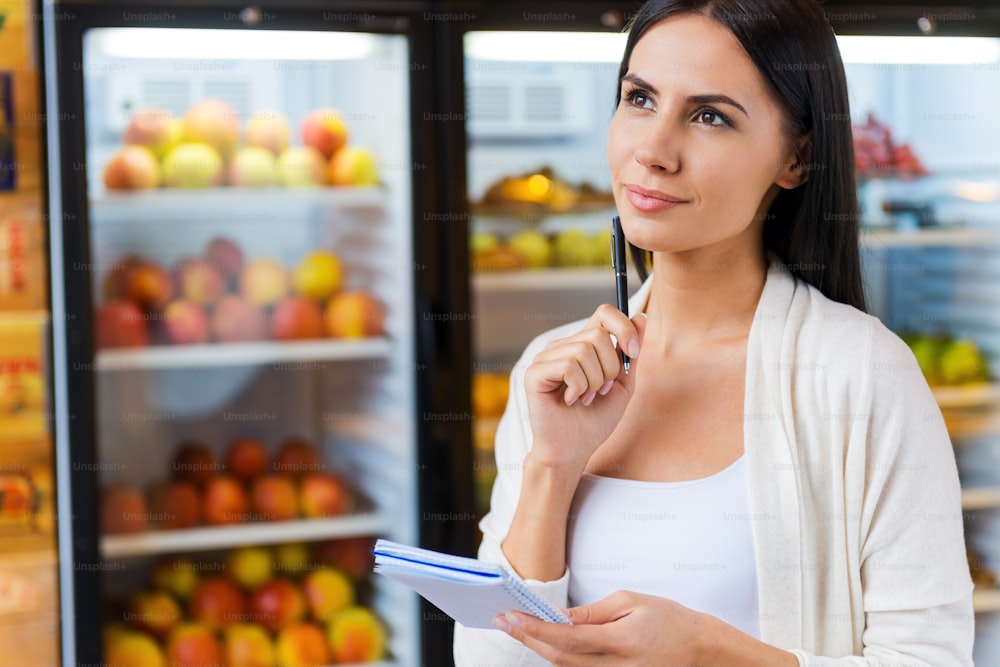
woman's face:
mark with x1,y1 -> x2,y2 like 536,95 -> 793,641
607,13 -> 806,256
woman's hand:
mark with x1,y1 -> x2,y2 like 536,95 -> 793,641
523,305 -> 647,473
492,590 -> 709,667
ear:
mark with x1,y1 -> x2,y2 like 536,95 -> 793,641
775,134 -> 812,190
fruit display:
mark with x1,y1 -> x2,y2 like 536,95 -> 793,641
853,112 -> 929,179
901,332 -> 991,386
95,237 -> 385,349
100,437 -> 358,535
471,372 -> 510,514
472,372 -> 509,419
103,539 -> 387,666
474,165 -> 614,216
104,101 -> 380,191
471,227 -> 613,271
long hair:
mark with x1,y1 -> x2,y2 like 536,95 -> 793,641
618,0 -> 867,312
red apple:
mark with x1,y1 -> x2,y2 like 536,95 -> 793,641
166,622 -> 223,667
301,108 -> 349,158
103,144 -> 161,190
202,475 -> 249,525
314,537 -> 375,579
101,483 -> 149,534
205,236 -> 244,286
224,623 -> 277,667
250,578 -> 307,632
101,253 -> 143,300
162,299 -> 211,345
189,576 -> 247,629
181,99 -> 240,160
96,300 -> 149,348
324,290 -> 384,338
212,295 -> 269,343
146,480 -> 201,529
299,472 -> 352,518
251,475 -> 299,522
272,438 -> 322,476
276,622 -> 330,666
171,442 -> 218,488
224,437 -> 269,482
246,112 -> 290,156
271,296 -> 324,341
127,590 -> 183,638
123,106 -> 181,158
123,262 -> 175,311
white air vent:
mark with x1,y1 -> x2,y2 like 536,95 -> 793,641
466,66 -> 591,139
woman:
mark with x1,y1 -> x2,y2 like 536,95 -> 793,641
453,0 -> 974,665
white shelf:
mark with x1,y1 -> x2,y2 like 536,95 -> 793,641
90,186 -> 387,212
101,512 -> 390,559
95,337 -> 392,371
933,382 -> 1000,409
474,267 -> 631,293
962,488 -> 1000,510
861,227 -> 1000,248
974,587 -> 1000,613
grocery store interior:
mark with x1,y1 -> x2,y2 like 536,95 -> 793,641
3,0 -> 1000,665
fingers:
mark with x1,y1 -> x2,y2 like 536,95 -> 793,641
566,590 -> 636,625
493,612 -> 610,665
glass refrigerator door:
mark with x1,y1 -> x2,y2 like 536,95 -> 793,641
63,24 -> 420,666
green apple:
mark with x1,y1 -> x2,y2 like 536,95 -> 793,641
553,228 -> 591,268
470,231 -> 500,255
939,338 -> 987,384
587,230 -> 612,267
509,230 -> 552,269
908,336 -> 941,385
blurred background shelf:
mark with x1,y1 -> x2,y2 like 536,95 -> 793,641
101,512 -> 390,559
861,227 -> 1000,248
933,382 -> 1000,409
962,488 -> 1000,510
974,588 -> 1000,614
95,338 -> 392,371
90,186 -> 388,213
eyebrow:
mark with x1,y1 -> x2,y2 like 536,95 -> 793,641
622,73 -> 749,119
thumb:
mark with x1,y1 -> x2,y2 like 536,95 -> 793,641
565,592 -> 633,626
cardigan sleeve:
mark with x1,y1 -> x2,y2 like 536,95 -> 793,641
453,342 -> 571,667
791,323 -> 975,666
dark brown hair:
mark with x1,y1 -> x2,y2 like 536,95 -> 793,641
619,0 -> 867,312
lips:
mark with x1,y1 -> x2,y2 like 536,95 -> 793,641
623,184 -> 688,213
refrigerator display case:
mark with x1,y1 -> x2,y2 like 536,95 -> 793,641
43,3 -> 473,666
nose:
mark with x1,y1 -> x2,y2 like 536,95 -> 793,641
633,118 -> 681,173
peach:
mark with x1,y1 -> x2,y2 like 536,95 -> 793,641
171,442 -> 219,488
273,543 -> 311,578
177,258 -> 227,307
326,606 -> 387,663
314,537 -> 375,579
181,99 -> 240,160
240,258 -> 289,307
224,623 -> 276,667
271,296 -> 324,341
202,475 -> 249,525
212,295 -> 269,343
105,630 -> 167,667
166,622 -> 223,667
162,142 -> 224,189
303,568 -> 354,622
151,557 -> 200,600
299,472 -> 353,518
246,112 -> 290,156
276,622 -> 330,667
189,576 -> 247,629
147,479 -> 202,529
101,483 -> 149,534
228,146 -> 277,188
123,262 -> 175,311
123,106 -> 181,158
224,437 -> 269,482
324,290 -> 384,339
162,300 -> 211,346
127,590 -> 182,638
251,474 -> 299,522
226,546 -> 274,590
251,578 -> 307,632
96,300 -> 149,348
103,144 -> 161,191
301,108 -> 349,158
272,438 -> 322,476
205,236 -> 244,286
292,250 -> 343,302
327,146 -> 378,186
276,146 -> 327,187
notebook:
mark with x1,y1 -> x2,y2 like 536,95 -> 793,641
372,539 -> 572,629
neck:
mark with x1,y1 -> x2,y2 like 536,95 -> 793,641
643,245 -> 768,355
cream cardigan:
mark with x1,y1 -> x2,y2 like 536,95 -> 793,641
454,258 -> 975,666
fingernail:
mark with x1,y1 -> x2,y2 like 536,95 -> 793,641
566,394 -> 579,406
492,615 -> 511,632
598,381 -> 613,395
506,612 -> 525,628
582,392 -> 596,406
628,338 -> 640,357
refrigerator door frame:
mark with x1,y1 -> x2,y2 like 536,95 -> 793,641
41,2 -> 473,665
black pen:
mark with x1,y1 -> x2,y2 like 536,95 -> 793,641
611,216 -> 630,374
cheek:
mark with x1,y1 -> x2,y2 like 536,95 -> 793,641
606,115 -> 630,175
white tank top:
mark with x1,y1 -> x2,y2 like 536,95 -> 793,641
566,454 -> 761,639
